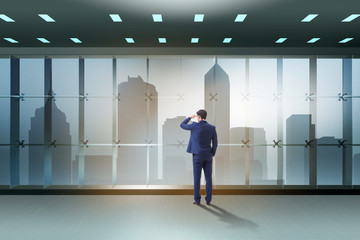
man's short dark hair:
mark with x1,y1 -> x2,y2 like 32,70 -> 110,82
196,109 -> 207,120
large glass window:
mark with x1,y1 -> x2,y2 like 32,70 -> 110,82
1,55 -> 359,188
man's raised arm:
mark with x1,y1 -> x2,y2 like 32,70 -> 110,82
180,115 -> 196,130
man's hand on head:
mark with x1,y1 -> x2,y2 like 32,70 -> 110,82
190,115 -> 196,119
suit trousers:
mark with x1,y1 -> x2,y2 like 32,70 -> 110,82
192,153 -> 213,203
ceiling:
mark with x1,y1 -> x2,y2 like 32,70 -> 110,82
0,0 -> 360,48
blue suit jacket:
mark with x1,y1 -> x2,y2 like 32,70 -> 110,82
180,117 -> 218,156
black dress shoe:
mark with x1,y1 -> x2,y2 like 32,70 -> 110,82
193,201 -> 200,205
206,202 -> 211,205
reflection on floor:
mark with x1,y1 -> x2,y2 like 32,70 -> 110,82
0,195 -> 359,240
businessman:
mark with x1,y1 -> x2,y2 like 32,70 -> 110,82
180,109 -> 218,205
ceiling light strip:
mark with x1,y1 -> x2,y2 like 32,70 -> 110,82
158,38 -> 166,43
194,14 -> 204,22
342,14 -> 360,22
109,14 -> 122,22
38,14 -> 55,22
339,38 -> 353,43
191,38 -> 199,43
4,38 -> 18,43
70,38 -> 82,43
275,38 -> 287,43
307,38 -> 320,43
37,38 -> 50,43
234,14 -> 247,22
0,14 -> 15,22
301,14 -> 318,22
125,38 -> 135,43
152,14 -> 163,22
223,38 -> 232,43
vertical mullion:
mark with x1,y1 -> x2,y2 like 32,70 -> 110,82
245,57 -> 250,186
78,57 -> 85,186
277,57 -> 284,186
146,57 -> 150,186
309,56 -> 317,187
10,57 -> 20,187
44,57 -> 52,187
343,58 -> 353,186
112,57 -> 117,186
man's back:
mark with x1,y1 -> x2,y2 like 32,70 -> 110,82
180,117 -> 217,156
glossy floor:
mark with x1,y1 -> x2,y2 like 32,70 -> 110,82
0,195 -> 359,240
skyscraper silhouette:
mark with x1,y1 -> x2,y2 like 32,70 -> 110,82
117,76 -> 158,184
29,102 -> 71,185
204,61 -> 230,184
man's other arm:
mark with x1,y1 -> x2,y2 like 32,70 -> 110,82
180,117 -> 194,130
211,127 -> 218,156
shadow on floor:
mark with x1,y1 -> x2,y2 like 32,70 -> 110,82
199,204 -> 259,229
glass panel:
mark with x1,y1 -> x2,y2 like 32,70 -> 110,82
217,58 -> 246,185
116,57 -> 148,145
248,59 -> 278,183
148,56 -> 214,184
52,146 -> 77,185
317,144 -> 342,185
0,147 -> 10,185
151,145 -> 192,185
84,146 -> 113,185
51,98 -> 78,144
283,59 -> 310,185
250,146 -> 278,185
84,59 -> 112,145
0,58 -> 10,96
19,59 -> 45,185
353,60 -> 360,184
316,59 -> 343,139
0,59 -> 10,144
216,145 -> 245,185
354,146 -> 360,185
116,146 -> 147,185
52,58 -> 79,96
0,99 -> 10,144
84,58 -> 112,96
20,146 -> 44,185
20,59 -> 44,96
285,146 -> 310,185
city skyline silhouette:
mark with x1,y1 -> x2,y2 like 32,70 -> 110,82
19,59 -> 356,186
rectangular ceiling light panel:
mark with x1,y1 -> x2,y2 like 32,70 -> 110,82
37,38 -> 50,43
152,14 -> 163,22
194,14 -> 204,22
70,38 -> 82,43
223,38 -> 232,43
109,14 -> 122,22
158,38 -> 166,43
342,14 -> 360,22
301,14 -> 318,22
191,38 -> 199,43
307,38 -> 320,43
4,38 -> 18,43
125,38 -> 135,43
0,14 -> 15,22
275,38 -> 287,43
339,38 -> 353,43
38,14 -> 55,22
234,14 -> 247,22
